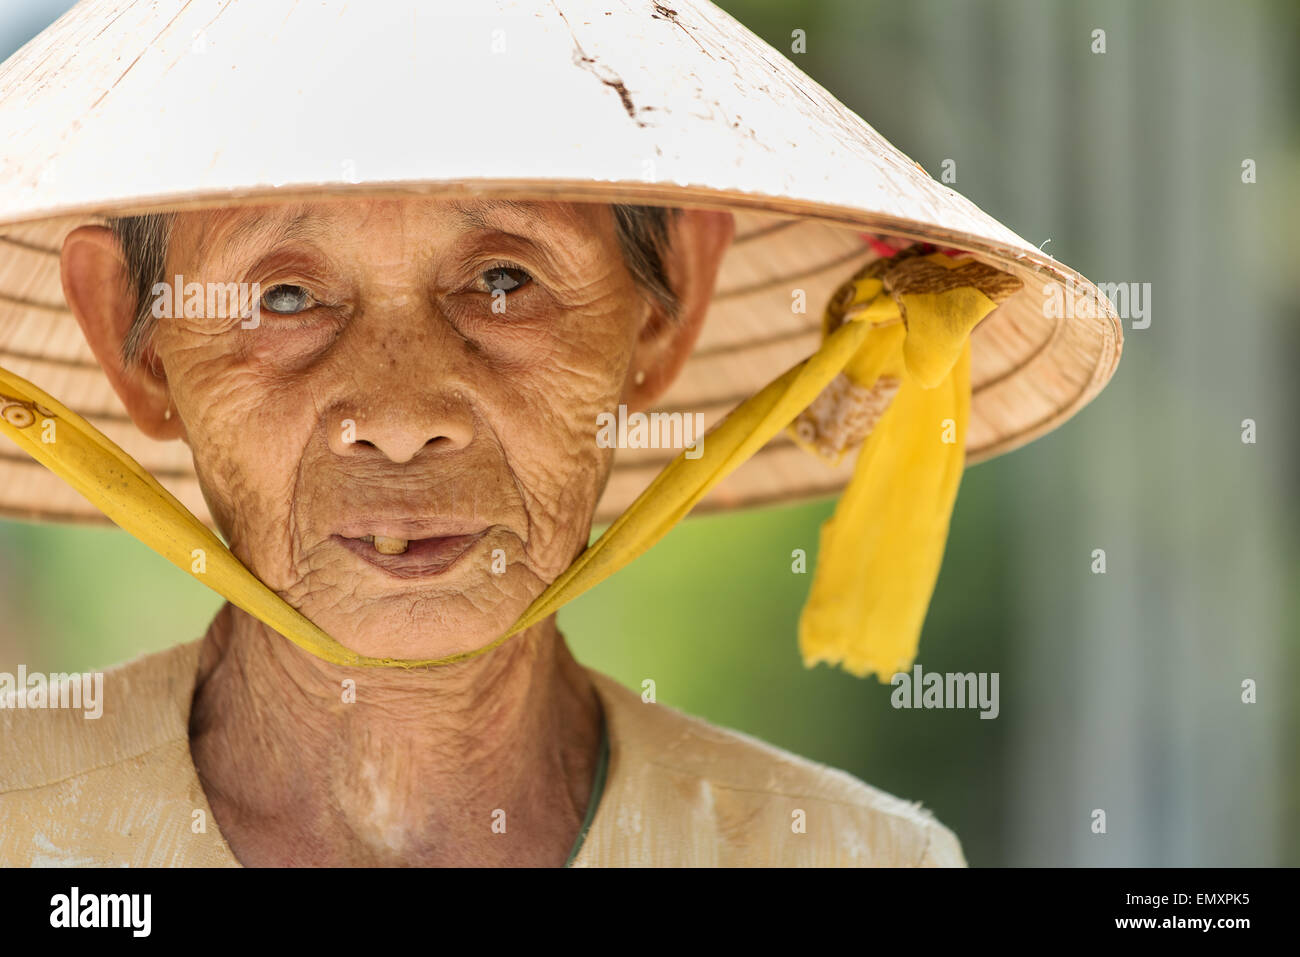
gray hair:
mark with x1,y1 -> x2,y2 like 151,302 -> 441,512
108,204 -> 682,370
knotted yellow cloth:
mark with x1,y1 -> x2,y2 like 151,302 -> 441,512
0,246 -> 1019,679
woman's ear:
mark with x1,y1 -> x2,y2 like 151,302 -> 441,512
60,225 -> 184,441
623,208 -> 734,411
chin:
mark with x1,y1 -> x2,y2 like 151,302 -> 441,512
313,583 -> 532,664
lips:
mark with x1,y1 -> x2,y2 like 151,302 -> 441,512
334,528 -> 488,579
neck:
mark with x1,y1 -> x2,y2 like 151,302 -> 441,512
188,603 -> 603,867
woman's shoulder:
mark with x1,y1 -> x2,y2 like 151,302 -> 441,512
581,668 -> 965,867
0,640 -> 201,787
0,640 -> 233,866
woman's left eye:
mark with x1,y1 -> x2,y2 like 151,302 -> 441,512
479,264 -> 533,295
261,284 -> 315,314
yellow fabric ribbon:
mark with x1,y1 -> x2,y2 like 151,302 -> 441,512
0,247 -> 1018,678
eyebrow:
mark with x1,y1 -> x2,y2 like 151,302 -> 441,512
203,198 -> 585,272
452,198 -> 552,233
199,207 -> 318,270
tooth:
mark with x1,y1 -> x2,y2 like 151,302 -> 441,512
373,535 -> 409,555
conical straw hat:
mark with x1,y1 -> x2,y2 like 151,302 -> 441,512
0,0 -> 1121,530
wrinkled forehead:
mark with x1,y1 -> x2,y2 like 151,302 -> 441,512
168,197 -> 612,271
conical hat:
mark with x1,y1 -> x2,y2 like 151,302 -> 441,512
0,0 -> 1121,529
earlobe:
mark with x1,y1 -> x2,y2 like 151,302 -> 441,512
625,208 -> 735,411
60,225 -> 182,441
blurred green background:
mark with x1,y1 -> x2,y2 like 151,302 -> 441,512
1,0 -> 1295,866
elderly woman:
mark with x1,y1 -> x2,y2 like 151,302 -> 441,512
2,196 -> 961,867
0,0 -> 1119,867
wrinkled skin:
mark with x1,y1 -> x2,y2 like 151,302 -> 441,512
62,198 -> 734,866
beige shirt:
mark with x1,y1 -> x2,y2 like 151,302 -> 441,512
0,640 -> 965,866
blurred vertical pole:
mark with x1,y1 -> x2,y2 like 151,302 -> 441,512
1001,0 -> 1150,867
1001,0 -> 1287,865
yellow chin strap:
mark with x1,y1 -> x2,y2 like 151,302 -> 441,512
0,247 -> 1019,679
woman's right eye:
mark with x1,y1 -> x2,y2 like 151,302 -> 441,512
261,284 -> 315,315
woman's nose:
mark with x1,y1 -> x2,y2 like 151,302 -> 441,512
336,398 -> 474,464
325,316 -> 477,463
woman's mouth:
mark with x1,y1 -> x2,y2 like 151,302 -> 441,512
334,530 -> 488,579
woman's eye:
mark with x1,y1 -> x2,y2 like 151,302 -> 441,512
480,264 -> 532,295
261,284 -> 315,314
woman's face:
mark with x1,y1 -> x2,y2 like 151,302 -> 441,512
122,197 -> 719,661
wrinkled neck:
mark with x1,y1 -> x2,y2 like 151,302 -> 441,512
187,602 -> 602,865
